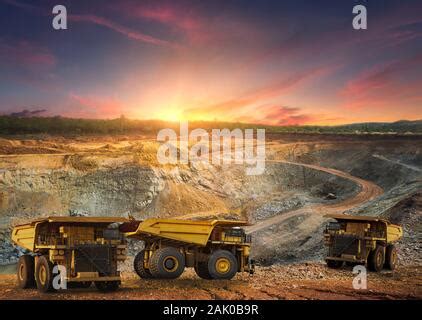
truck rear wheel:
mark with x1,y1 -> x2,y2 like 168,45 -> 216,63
368,245 -> 385,272
149,247 -> 185,279
17,254 -> 35,289
326,260 -> 343,269
194,262 -> 212,279
208,250 -> 238,280
134,250 -> 154,279
95,281 -> 120,292
35,255 -> 55,293
384,245 -> 398,270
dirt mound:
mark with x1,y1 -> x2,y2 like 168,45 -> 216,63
0,138 -> 64,154
66,155 -> 99,171
144,181 -> 231,218
385,192 -> 421,266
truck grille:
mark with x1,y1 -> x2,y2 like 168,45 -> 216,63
329,234 -> 358,257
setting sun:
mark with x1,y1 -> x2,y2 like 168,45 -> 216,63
151,105 -> 187,122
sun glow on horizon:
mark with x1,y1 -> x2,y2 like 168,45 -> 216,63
146,105 -> 220,123
149,106 -> 187,122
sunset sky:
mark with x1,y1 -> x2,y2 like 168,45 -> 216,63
0,0 -> 421,125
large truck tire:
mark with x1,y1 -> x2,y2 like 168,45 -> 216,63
35,255 -> 56,293
207,250 -> 238,280
194,261 -> 212,279
149,247 -> 185,279
384,245 -> 398,270
368,245 -> 385,272
17,254 -> 35,289
134,250 -> 154,279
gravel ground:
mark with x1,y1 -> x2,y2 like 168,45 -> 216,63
0,263 -> 420,300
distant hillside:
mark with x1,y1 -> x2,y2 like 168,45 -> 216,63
328,120 -> 422,133
0,116 -> 421,135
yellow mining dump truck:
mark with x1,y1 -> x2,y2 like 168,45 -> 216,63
324,214 -> 403,272
11,216 -> 128,292
121,218 -> 255,280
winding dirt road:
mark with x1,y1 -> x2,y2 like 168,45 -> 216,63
246,160 -> 383,234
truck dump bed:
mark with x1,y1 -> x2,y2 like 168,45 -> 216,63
122,218 -> 250,246
12,216 -> 129,252
325,214 -> 402,243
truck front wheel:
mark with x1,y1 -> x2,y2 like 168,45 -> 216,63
134,250 -> 154,279
35,255 -> 55,293
208,250 -> 238,280
17,254 -> 35,289
149,247 -> 185,279
384,245 -> 398,270
194,261 -> 212,279
368,245 -> 385,272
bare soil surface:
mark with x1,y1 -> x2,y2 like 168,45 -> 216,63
0,263 -> 419,300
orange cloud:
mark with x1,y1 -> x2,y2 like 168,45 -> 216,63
133,6 -> 200,32
341,54 -> 422,110
236,105 -> 320,126
67,93 -> 124,118
113,1 -> 259,46
182,65 -> 333,121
